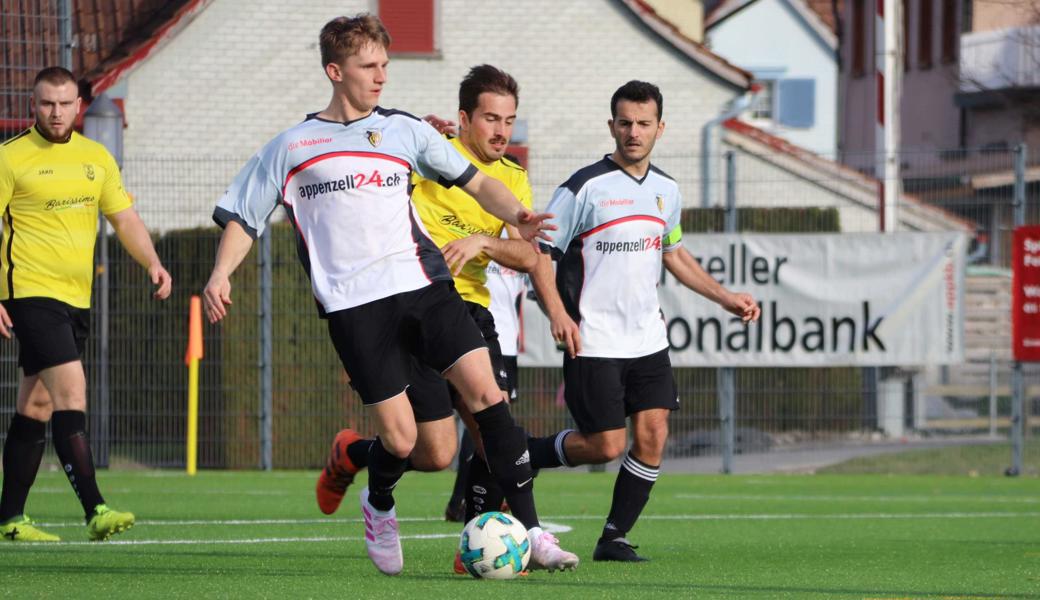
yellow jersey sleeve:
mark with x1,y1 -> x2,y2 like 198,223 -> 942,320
0,148 -> 13,215
98,149 -> 132,215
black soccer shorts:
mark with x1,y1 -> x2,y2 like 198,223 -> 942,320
325,281 -> 487,407
3,297 -> 90,376
562,347 -> 679,433
406,300 -> 509,420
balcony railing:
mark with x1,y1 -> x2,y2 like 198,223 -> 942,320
960,25 -> 1040,93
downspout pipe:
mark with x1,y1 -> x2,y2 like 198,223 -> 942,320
700,85 -> 759,208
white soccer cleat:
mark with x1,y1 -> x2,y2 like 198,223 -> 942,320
360,487 -> 403,575
528,529 -> 580,572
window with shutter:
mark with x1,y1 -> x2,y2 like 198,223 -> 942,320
777,79 -> 816,129
379,0 -> 437,56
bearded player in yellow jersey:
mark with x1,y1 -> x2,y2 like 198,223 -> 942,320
315,65 -> 579,572
0,67 -> 172,542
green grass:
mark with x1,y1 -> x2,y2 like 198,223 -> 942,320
819,443 -> 1040,476
3,469 -> 1039,599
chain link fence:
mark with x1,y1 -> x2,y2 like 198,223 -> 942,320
2,145 -> 1035,474
0,3 -> 1036,476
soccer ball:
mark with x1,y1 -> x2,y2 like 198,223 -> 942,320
458,511 -> 531,579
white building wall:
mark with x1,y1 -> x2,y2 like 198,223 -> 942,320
708,0 -> 837,155
118,0 -> 742,229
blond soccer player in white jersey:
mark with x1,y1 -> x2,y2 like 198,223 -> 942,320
0,67 -> 172,543
203,16 -> 574,575
310,62 -> 579,574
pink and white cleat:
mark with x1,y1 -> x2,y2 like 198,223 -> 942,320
360,487 -> 403,575
528,528 -> 580,572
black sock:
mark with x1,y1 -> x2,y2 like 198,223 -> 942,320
0,414 -> 47,522
472,402 -> 538,529
51,410 -> 105,519
346,438 -> 374,469
366,437 -> 406,512
600,451 -> 659,543
463,453 -> 505,523
528,429 -> 573,469
450,429 -> 476,503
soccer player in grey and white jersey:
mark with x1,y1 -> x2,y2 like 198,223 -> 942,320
203,14 -> 564,576
530,81 -> 761,562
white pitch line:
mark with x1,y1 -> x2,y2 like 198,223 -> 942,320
6,520 -> 574,547
31,488 -> 293,496
675,493 -> 1040,504
552,512 -> 1040,521
2,533 -> 448,548
5,513 -> 1033,547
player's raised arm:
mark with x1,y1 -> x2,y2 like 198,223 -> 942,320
662,245 -> 761,323
202,221 -> 254,323
459,171 -> 555,243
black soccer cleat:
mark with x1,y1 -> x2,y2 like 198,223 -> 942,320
444,497 -> 466,523
592,537 -> 649,562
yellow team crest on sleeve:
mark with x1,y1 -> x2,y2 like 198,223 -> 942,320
365,130 -> 382,148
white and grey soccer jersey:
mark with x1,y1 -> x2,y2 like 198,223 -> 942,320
213,108 -> 477,314
543,156 -> 682,358
486,260 -> 526,357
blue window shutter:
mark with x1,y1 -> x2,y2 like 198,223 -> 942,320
777,79 -> 815,128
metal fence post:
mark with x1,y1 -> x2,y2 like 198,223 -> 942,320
1008,144 -> 1027,476
719,151 -> 737,474
58,0 -> 73,70
259,232 -> 273,470
84,94 -> 125,469
988,352 -> 998,438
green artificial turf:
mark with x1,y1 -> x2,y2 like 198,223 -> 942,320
2,469 -> 1038,599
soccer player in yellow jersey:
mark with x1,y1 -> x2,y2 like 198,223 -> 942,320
315,64 -> 579,571
0,67 -> 172,542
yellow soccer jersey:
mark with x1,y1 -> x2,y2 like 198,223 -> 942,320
412,137 -> 532,307
0,126 -> 132,308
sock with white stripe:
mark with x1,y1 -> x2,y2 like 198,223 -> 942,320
599,451 -> 659,543
366,437 -> 406,512
527,429 -> 573,469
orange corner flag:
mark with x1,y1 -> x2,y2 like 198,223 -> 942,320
185,295 -> 204,365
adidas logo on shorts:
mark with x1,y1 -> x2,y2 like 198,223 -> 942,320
514,450 -> 530,466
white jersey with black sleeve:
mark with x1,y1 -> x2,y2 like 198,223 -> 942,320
542,156 -> 682,358
213,108 -> 477,314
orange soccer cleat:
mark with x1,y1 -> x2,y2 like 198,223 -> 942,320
316,429 -> 363,515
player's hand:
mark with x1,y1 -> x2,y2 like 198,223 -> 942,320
441,235 -> 487,276
549,310 -> 581,358
723,292 -> 761,323
203,272 -> 233,324
423,114 -> 458,136
149,263 -> 172,300
516,209 -> 556,247
0,304 -> 12,339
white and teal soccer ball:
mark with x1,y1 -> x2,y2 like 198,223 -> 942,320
458,511 -> 531,579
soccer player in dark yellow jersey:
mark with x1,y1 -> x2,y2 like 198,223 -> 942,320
314,64 -> 579,571
0,67 -> 172,542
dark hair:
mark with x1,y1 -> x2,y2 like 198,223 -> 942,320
33,66 -> 77,89
610,80 -> 663,120
458,64 -> 519,117
319,14 -> 391,67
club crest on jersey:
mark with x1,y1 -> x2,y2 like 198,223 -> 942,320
655,194 -> 664,213
83,164 -> 95,181
365,130 -> 382,147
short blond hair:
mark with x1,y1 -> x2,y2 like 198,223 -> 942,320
319,14 -> 391,67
